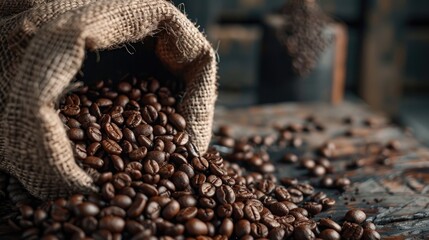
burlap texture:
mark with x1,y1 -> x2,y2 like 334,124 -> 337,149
0,0 -> 217,199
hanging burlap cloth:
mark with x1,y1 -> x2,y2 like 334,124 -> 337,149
0,0 -> 217,199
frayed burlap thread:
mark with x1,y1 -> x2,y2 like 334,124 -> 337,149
0,0 -> 217,199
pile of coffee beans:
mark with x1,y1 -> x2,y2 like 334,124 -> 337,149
5,77 -> 380,240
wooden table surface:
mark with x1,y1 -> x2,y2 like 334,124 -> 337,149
213,102 -> 429,239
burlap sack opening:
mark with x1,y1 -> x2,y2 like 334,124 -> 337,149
0,0 -> 217,199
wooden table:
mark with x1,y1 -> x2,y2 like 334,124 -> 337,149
214,102 -> 429,239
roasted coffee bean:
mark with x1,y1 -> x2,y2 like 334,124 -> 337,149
112,173 -> 132,190
146,150 -> 166,164
134,182 -> 158,197
199,183 -> 216,197
178,163 -> 195,179
235,219 -> 251,237
126,112 -> 143,128
143,160 -> 159,174
219,218 -> 233,237
362,222 -> 376,230
110,195 -> 132,209
362,229 -> 381,240
302,202 -> 323,215
142,105 -> 158,124
293,225 -> 315,240
269,202 -> 289,216
104,122 -> 123,142
335,177 -> 351,189
87,126 -> 102,142
168,113 -> 186,131
216,203 -> 233,218
87,142 -> 101,156
67,128 -> 85,141
282,153 -> 298,163
161,199 -> 180,220
128,147 -> 147,161
269,227 -> 288,240
319,218 -> 342,232
342,222 -> 363,240
62,105 -> 80,116
75,143 -> 87,160
159,164 -> 175,179
173,132 -> 189,146
101,139 -> 122,155
74,202 -> 100,217
83,156 -> 104,169
171,171 -> 189,190
345,209 -> 366,224
145,201 -> 161,219
321,197 -> 336,209
126,193 -> 147,218
197,208 -> 215,222
192,156 -> 209,171
250,223 -> 268,238
320,229 -> 341,240
133,124 -> 153,137
244,204 -> 261,222
176,207 -> 198,222
99,216 -> 125,233
185,218 -> 208,236
216,185 -> 236,204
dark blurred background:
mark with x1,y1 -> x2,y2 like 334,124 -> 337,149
172,0 -> 429,145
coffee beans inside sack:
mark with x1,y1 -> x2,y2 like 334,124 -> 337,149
2,78 -> 379,239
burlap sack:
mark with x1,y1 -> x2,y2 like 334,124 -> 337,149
0,0 -> 217,199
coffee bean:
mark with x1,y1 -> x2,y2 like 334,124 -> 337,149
101,139 -> 122,155
110,195 -> 132,209
293,225 -> 315,240
176,207 -> 198,222
171,171 -> 189,190
319,229 -> 341,240
143,160 -> 159,175
142,105 -> 158,124
162,200 -> 180,220
235,219 -> 251,237
126,193 -> 147,218
345,209 -> 366,224
319,218 -> 342,232
341,222 -> 363,240
321,197 -> 336,209
219,218 -> 233,237
269,227 -> 287,240
250,223 -> 268,238
129,147 -> 147,161
362,222 -> 376,230
145,201 -> 161,219
74,202 -> 100,217
244,204 -> 261,222
282,153 -> 298,163
86,126 -> 102,142
197,208 -> 215,222
302,202 -> 322,215
269,202 -> 289,216
126,112 -> 142,128
125,162 -> 143,180
99,216 -> 125,233
216,203 -> 233,218
199,183 -> 216,198
62,105 -> 80,116
75,143 -> 87,160
112,173 -> 132,190
185,218 -> 208,236
192,156 -> 209,171
216,185 -> 236,205
67,128 -> 85,141
168,113 -> 186,131
83,156 -> 104,169
104,122 -> 123,142
362,229 -> 381,240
